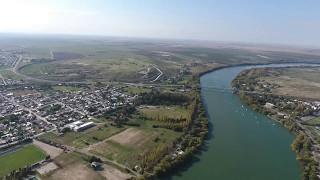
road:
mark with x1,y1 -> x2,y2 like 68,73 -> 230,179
150,68 -> 163,82
0,74 -> 7,85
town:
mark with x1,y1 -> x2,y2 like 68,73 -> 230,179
0,83 -> 135,150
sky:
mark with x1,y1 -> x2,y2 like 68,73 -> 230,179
0,0 -> 319,46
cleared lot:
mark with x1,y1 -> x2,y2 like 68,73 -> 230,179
33,139 -> 63,158
36,162 -> 59,175
108,128 -> 145,146
99,164 -> 132,180
49,163 -> 103,180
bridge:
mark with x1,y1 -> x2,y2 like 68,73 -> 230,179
200,85 -> 234,93
199,85 -> 276,95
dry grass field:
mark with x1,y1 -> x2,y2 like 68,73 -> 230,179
260,67 -> 320,100
45,153 -> 104,180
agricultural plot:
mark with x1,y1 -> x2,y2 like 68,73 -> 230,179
0,145 -> 46,177
261,67 -> 320,100
38,125 -> 125,148
16,39 -> 320,83
138,105 -> 189,120
44,152 -> 103,180
89,121 -> 182,167
52,85 -> 81,92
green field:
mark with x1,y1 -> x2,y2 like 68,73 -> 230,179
138,105 -> 189,120
0,145 -> 46,177
303,125 -> 320,141
123,86 -> 151,95
90,120 -> 182,167
0,69 -> 25,80
52,85 -> 81,92
38,124 -> 125,148
305,117 -> 320,126
13,37 -> 320,83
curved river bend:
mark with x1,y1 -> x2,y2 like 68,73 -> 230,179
172,64 -> 320,180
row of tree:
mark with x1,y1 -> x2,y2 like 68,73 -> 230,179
291,134 -> 319,180
1,165 -> 32,180
139,90 -> 209,179
134,91 -> 189,106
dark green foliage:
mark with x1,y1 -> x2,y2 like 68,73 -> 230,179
135,91 -> 189,106
83,155 -> 102,163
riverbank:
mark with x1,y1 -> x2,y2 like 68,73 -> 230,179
170,63 -> 317,180
231,67 -> 320,180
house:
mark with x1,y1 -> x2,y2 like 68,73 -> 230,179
91,161 -> 99,169
265,102 -> 275,109
74,122 -> 95,132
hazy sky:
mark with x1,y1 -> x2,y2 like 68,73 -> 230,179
0,0 -> 319,46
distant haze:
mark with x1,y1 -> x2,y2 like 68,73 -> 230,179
0,0 -> 319,46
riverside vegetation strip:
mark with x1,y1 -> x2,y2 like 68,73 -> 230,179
231,66 -> 320,180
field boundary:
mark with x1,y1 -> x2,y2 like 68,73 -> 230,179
0,146 -> 23,158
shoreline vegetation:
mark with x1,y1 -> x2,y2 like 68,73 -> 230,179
138,89 -> 209,179
231,67 -> 319,180
140,62 -> 319,179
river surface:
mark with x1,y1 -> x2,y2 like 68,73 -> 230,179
171,63 -> 320,180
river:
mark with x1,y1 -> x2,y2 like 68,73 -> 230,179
171,63 -> 320,180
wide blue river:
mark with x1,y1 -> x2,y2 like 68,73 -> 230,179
171,63 -> 319,180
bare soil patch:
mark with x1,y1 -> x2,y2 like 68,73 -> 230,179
36,162 -> 58,175
49,163 -> 102,180
108,128 -> 145,146
33,139 -> 63,158
98,164 -> 132,180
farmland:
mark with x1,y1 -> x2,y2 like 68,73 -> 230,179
0,145 -> 46,177
238,67 -> 320,100
38,124 -> 125,148
10,37 -> 320,84
138,105 -> 189,120
89,120 -> 182,167
43,152 -> 104,180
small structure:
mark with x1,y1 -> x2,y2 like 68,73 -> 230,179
66,121 -> 95,132
265,102 -> 275,109
91,161 -> 99,169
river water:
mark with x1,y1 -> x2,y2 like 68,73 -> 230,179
171,64 -> 320,180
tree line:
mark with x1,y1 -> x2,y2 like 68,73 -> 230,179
134,91 -> 189,106
139,90 -> 209,179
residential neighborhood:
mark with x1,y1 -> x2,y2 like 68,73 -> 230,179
0,84 -> 135,150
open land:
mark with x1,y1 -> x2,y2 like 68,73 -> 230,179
138,105 -> 189,120
89,121 -> 182,167
258,67 -> 320,100
43,152 -> 103,180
